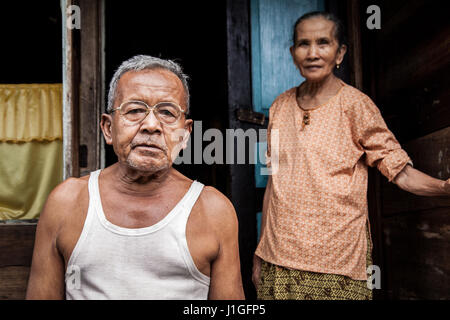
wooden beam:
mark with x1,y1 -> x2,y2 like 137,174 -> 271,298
78,0 -> 104,176
379,25 -> 450,99
346,0 -> 363,90
382,207 -> 450,299
0,224 -> 36,267
226,0 -> 257,300
0,266 -> 30,300
62,0 -> 80,179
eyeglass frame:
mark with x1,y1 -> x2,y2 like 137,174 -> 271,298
109,100 -> 187,126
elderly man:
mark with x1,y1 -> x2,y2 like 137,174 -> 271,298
26,55 -> 245,300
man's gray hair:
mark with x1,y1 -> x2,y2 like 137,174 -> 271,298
107,55 -> 190,114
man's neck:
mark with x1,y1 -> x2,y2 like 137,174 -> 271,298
108,163 -> 174,197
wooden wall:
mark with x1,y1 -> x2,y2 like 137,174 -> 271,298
0,223 -> 36,299
0,0 -> 103,300
360,0 -> 450,299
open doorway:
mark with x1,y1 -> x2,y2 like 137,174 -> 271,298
104,1 -> 230,194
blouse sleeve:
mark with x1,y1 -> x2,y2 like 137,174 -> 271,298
265,106 -> 274,169
350,96 -> 412,182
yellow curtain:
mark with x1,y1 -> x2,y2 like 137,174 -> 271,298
0,84 -> 63,220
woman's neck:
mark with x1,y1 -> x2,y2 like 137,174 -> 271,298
299,74 -> 341,100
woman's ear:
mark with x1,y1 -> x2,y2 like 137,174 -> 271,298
290,45 -> 296,62
100,113 -> 113,145
336,44 -> 347,65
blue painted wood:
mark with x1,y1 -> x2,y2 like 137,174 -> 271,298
251,0 -> 324,191
250,0 -> 325,116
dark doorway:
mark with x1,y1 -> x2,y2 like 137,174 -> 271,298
104,1 -> 229,193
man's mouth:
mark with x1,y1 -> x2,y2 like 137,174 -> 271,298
132,144 -> 165,153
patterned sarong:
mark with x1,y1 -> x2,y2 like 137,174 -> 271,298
257,226 -> 373,300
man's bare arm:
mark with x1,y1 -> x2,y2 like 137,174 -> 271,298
202,187 -> 245,300
393,165 -> 450,197
26,179 -> 79,299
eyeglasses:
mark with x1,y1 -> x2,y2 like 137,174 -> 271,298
110,100 -> 186,125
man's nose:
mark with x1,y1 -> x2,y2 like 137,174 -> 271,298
139,109 -> 162,133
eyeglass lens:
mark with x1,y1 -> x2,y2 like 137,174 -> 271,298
120,102 -> 181,124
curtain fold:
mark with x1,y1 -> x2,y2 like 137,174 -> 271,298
0,84 -> 62,142
0,84 -> 63,220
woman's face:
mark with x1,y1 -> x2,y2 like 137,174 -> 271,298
290,17 -> 346,83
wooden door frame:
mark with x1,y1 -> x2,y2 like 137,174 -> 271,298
0,0 -> 105,300
62,0 -> 105,179
226,0 -> 258,300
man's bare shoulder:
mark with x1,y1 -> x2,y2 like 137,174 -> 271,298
38,175 -> 90,229
48,175 -> 89,206
195,186 -> 238,233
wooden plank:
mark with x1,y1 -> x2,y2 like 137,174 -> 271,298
346,0 -> 363,90
0,266 -> 30,300
382,207 -> 450,299
62,0 -> 80,179
379,24 -> 450,101
0,224 -> 36,268
78,0 -> 104,177
381,127 -> 450,216
378,0 -> 427,41
381,75 -> 450,142
226,0 -> 257,300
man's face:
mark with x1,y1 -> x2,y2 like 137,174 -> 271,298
101,68 -> 192,174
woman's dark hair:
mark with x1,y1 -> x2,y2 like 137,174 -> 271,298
292,11 -> 347,47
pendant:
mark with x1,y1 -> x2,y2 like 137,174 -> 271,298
303,111 -> 310,125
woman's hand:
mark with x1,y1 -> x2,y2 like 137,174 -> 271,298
252,254 -> 262,291
444,178 -> 450,195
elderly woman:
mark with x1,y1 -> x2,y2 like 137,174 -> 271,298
252,11 -> 450,300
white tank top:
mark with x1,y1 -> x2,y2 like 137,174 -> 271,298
65,169 -> 210,300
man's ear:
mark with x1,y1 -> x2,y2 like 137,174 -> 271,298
100,113 -> 114,145
181,119 -> 193,149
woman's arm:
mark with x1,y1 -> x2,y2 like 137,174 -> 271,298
252,176 -> 272,289
393,164 -> 450,196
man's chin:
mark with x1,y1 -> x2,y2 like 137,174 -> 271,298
125,158 -> 170,175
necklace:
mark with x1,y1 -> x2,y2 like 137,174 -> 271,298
302,111 -> 310,126
296,86 -> 311,126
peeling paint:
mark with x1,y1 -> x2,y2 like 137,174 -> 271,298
422,231 -> 443,239
432,266 -> 445,276
417,223 -> 430,231
439,225 -> 450,235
